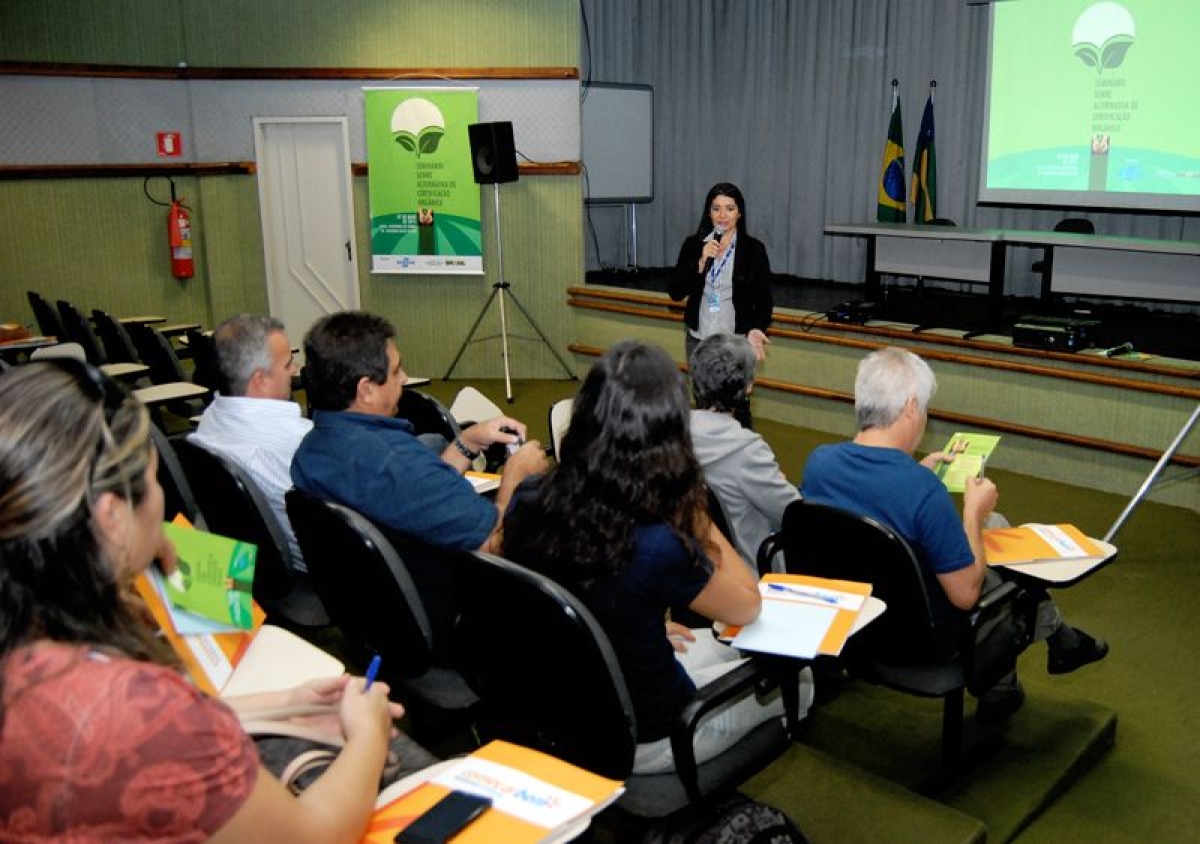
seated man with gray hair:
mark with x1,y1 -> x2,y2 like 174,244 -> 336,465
689,333 -> 799,571
801,346 -> 1108,720
192,314 -> 310,570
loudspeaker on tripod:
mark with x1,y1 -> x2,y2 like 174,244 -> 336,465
468,121 -> 519,185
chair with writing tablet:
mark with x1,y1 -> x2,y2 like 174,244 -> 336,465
451,549 -> 799,818
91,308 -> 142,365
284,489 -> 479,731
547,397 -> 574,461
173,437 -> 329,630
758,499 -> 1033,791
26,291 -> 66,340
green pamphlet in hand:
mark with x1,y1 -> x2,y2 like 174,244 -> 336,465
162,521 -> 257,630
935,432 -> 1001,493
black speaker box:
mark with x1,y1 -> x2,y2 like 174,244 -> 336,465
468,121 -> 519,185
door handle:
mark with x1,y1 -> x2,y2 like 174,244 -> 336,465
344,240 -> 352,260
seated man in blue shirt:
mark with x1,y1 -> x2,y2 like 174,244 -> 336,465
800,346 -> 1108,720
292,311 -> 547,639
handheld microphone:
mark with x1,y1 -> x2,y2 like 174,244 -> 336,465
702,225 -> 726,275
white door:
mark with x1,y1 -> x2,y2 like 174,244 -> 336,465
253,118 -> 360,352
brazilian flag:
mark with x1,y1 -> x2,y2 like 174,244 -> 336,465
877,97 -> 906,223
911,95 -> 937,224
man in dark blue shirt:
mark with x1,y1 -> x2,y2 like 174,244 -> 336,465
291,311 -> 547,635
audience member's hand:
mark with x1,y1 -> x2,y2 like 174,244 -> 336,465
963,476 -> 998,521
154,530 -> 178,576
461,416 -> 527,452
746,329 -> 770,361
287,675 -> 405,739
919,450 -> 954,470
503,440 -> 549,480
665,621 -> 696,653
338,677 -> 395,747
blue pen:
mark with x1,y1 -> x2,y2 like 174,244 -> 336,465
766,583 -> 840,605
364,654 -> 381,691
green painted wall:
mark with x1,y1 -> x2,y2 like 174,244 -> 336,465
0,0 -> 582,379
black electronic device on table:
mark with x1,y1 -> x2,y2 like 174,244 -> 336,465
394,790 -> 492,844
1012,314 -> 1102,352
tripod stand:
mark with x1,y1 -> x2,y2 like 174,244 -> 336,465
444,182 -> 576,401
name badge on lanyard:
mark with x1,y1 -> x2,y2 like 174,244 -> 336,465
706,235 -> 735,313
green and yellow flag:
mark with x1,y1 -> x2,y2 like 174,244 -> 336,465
911,94 -> 938,224
877,95 -> 906,222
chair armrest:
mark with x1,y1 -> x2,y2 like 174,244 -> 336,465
962,580 -> 1032,696
756,531 -> 783,577
669,657 -> 784,801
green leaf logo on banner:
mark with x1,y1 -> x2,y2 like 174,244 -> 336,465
1071,2 -> 1136,75
391,98 -> 446,158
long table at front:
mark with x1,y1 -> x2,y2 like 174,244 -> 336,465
825,223 -> 1200,319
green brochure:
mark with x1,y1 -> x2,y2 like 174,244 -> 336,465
934,432 -> 1002,494
162,521 -> 257,630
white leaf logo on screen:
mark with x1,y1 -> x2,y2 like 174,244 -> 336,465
1072,2 -> 1136,75
391,98 -> 446,158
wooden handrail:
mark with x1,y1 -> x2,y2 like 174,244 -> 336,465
0,61 -> 579,81
568,287 -> 1200,399
0,162 -> 255,180
2,160 -> 579,181
566,342 -> 1200,469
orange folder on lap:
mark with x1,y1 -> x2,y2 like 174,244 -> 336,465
364,740 -> 624,844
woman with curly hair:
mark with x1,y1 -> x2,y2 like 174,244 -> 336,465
0,360 -> 402,842
501,340 -> 794,773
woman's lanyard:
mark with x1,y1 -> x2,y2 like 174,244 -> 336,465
706,233 -> 736,312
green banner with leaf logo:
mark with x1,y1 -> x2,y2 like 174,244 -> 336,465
365,88 -> 482,274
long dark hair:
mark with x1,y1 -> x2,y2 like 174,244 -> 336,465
501,341 -> 710,587
694,181 -> 748,238
0,362 -> 169,713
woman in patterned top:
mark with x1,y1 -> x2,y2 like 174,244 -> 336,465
0,360 -> 398,843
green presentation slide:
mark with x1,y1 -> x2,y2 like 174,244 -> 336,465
982,0 -> 1200,210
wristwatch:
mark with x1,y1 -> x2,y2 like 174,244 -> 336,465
453,437 -> 480,461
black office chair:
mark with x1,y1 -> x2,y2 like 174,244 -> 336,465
26,291 -> 67,340
55,300 -> 108,365
1034,217 -> 1096,302
758,500 -> 1032,788
452,550 -> 798,818
186,329 -> 224,394
148,425 -> 204,528
173,437 -> 329,630
396,388 -> 460,440
92,308 -> 142,365
284,488 -> 479,724
128,322 -> 210,417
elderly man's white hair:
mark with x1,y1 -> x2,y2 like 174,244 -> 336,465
854,347 -> 937,431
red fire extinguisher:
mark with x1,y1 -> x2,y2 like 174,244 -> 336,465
168,199 -> 194,280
